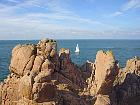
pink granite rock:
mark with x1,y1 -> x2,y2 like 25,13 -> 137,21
9,45 -> 36,76
1,39 -> 140,105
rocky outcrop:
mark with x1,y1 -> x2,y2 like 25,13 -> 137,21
84,50 -> 119,97
1,38 -> 140,105
113,57 -> 140,105
0,39 -> 58,105
0,39 -> 87,105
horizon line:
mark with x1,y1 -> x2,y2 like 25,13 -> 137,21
1,38 -> 140,41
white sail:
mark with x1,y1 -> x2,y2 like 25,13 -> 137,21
75,44 -> 80,53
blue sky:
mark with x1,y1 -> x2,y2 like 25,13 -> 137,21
0,0 -> 140,39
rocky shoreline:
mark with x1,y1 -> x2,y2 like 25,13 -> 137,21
0,39 -> 140,105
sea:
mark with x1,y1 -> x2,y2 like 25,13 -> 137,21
0,39 -> 140,81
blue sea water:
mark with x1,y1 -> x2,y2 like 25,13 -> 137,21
0,39 -> 140,81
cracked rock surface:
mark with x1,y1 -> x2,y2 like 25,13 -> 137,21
1,39 -> 140,105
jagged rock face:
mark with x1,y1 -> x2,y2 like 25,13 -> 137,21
0,39 -> 87,105
1,39 -> 140,105
1,73 -> 21,105
113,57 -> 140,105
59,48 -> 86,88
94,50 -> 119,94
32,82 -> 56,102
1,39 -> 58,105
37,39 -> 57,58
81,60 -> 95,79
85,50 -> 119,96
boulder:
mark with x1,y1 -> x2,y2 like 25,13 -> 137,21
94,94 -> 110,105
37,39 -> 57,58
1,73 -> 21,105
32,82 -> 56,102
32,55 -> 44,74
50,49 -> 56,58
24,55 -> 35,75
41,59 -> 55,72
19,74 -> 33,100
34,71 -> 52,83
9,45 -> 36,76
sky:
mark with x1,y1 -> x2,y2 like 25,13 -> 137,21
0,0 -> 140,40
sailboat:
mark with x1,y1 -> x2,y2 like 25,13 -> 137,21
75,44 -> 80,53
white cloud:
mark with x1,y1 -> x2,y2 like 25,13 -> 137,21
111,0 -> 140,17
7,0 -> 20,3
0,0 -> 117,37
0,0 -> 139,39
110,11 -> 123,17
122,0 -> 140,11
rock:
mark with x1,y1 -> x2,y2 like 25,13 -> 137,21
45,42 -> 52,52
114,57 -> 140,86
19,74 -> 33,100
59,48 -> 71,67
34,71 -> 52,83
94,94 -> 110,105
50,49 -> 56,58
58,48 -> 86,88
94,50 -> 119,94
113,57 -> 140,105
41,59 -> 55,72
82,61 -> 96,92
16,97 -> 57,105
37,39 -> 57,58
32,55 -> 44,74
24,55 -> 35,75
1,74 -> 21,105
86,50 -> 119,96
9,45 -> 36,76
12,44 -> 21,54
2,39 -> 140,105
32,82 -> 56,102
0,82 -> 3,104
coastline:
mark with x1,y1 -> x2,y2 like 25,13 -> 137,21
0,39 -> 140,105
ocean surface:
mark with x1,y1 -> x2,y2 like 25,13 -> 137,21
0,39 -> 140,81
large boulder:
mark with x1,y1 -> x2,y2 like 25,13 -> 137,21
19,74 -> 33,100
9,45 -> 36,76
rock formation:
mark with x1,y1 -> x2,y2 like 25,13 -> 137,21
113,57 -> 140,105
0,39 -> 140,105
